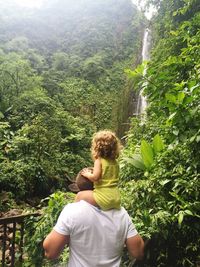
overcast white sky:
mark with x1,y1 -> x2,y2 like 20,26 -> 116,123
14,0 -> 43,8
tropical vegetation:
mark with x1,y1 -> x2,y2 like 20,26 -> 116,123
0,0 -> 199,266
0,0 -> 144,202
121,0 -> 200,266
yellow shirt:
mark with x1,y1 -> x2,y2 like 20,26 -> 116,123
93,158 -> 121,210
94,158 -> 119,188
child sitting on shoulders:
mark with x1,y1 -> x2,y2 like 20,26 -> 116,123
75,130 -> 121,210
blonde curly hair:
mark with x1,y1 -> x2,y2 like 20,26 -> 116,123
91,130 -> 121,160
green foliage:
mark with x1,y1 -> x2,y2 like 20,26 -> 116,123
0,0 -> 144,134
0,85 -> 93,200
141,140 -> 154,169
121,143 -> 200,266
125,61 -> 148,80
0,107 -> 92,198
152,134 -> 165,153
0,53 -> 42,113
4,37 -> 29,53
24,191 -> 75,267
122,154 -> 146,171
0,0 -> 149,264
82,53 -> 106,81
121,134 -> 164,171
121,0 -> 200,266
0,191 -> 15,212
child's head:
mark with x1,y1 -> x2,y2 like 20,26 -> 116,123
91,130 -> 121,160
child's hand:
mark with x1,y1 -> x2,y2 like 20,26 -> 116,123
81,168 -> 92,179
81,160 -> 101,182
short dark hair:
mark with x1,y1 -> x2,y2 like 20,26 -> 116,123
76,167 -> 94,191
68,167 -> 94,192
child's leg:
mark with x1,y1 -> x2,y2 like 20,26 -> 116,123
75,190 -> 99,207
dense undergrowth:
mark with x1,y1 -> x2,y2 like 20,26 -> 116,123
120,0 -> 200,266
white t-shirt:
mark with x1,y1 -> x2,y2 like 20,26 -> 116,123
54,200 -> 138,267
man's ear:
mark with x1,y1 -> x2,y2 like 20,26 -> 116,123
68,183 -> 79,192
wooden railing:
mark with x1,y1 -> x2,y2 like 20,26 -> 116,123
0,213 -> 40,267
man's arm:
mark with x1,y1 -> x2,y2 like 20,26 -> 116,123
43,230 -> 69,260
125,234 -> 144,260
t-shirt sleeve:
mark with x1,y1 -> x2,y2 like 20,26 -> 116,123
53,205 -> 73,236
126,214 -> 138,239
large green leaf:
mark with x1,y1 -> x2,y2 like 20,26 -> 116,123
141,140 -> 154,169
153,134 -> 165,154
124,61 -> 148,79
123,154 -> 145,170
124,68 -> 142,79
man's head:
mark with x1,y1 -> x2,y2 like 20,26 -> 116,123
68,167 -> 94,192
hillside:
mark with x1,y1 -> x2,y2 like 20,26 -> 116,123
0,0 -> 145,199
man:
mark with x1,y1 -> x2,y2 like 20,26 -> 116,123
43,170 -> 144,266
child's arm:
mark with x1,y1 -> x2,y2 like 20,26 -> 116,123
81,158 -> 101,182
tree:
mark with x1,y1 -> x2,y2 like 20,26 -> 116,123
0,53 -> 42,113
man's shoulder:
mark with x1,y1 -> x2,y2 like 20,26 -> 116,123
60,201 -> 131,230
60,201 -> 98,222
63,200 -> 87,211
63,200 -> 94,214
63,201 -> 128,216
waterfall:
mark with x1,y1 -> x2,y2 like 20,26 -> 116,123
136,28 -> 151,115
142,28 -> 151,61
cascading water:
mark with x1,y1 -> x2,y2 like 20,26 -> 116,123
118,27 -> 152,137
136,28 -> 151,115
